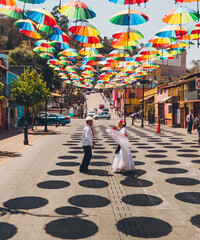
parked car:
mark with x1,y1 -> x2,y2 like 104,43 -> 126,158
93,111 -> 111,120
91,89 -> 95,93
103,107 -> 109,112
86,91 -> 90,95
39,113 -> 70,126
88,110 -> 96,117
99,104 -> 105,109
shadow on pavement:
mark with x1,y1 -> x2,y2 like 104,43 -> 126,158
122,194 -> 163,206
37,180 -> 70,189
0,222 -> 17,240
0,151 -> 21,159
79,179 -> 109,189
175,192 -> 200,204
55,206 -> 82,216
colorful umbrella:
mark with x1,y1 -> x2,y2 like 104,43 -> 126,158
14,19 -> 37,31
79,47 -> 99,55
74,35 -> 100,44
162,6 -> 199,25
60,48 -> 79,57
49,41 -> 71,49
37,23 -> 63,35
80,42 -> 103,48
0,0 -> 16,6
166,40 -> 193,49
110,9 -> 149,25
27,9 -> 57,26
47,59 -> 61,66
109,0 -> 149,5
69,20 -> 99,36
109,49 -> 130,57
35,39 -> 51,47
112,26 -> 144,41
148,36 -> 176,48
59,1 -> 96,20
80,65 -> 95,71
156,25 -> 187,38
175,0 -> 200,17
39,52 -> 55,59
18,0 -> 46,3
36,46 -> 56,53
20,29 -> 41,39
0,6 -> 27,19
48,32 -> 70,42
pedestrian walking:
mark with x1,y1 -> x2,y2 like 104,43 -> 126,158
106,119 -> 135,173
80,116 -> 95,173
186,109 -> 194,134
195,114 -> 200,130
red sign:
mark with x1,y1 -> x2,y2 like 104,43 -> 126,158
196,78 -> 200,89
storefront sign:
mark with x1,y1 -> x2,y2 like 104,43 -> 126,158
196,78 -> 200,90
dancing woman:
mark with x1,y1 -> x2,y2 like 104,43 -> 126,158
107,119 -> 135,173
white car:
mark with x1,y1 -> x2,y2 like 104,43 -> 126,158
93,111 -> 111,120
88,111 -> 96,117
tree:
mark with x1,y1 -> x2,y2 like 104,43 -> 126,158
0,82 -> 5,100
9,47 -> 33,66
51,5 -> 69,32
11,68 -> 51,129
187,60 -> 200,74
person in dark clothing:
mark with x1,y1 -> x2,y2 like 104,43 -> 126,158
186,110 -> 194,134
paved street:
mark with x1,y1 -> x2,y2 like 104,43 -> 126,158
0,93 -> 200,240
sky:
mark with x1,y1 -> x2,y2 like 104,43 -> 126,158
16,0 -> 200,68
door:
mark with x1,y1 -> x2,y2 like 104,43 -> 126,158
172,103 -> 178,126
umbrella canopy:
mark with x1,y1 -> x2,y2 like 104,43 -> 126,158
110,9 -> 149,25
47,59 -> 61,66
27,8 -> 57,26
109,0 -> 149,5
15,19 -> 37,31
80,42 -> 103,48
35,46 -> 56,52
162,6 -> 199,25
37,23 -> 63,35
112,26 -> 144,41
79,47 -> 99,55
109,49 -> 130,57
18,0 -> 46,4
49,41 -> 70,49
74,35 -> 100,44
35,39 -> 51,47
20,29 -> 41,38
69,20 -> 99,36
112,40 -> 138,49
60,48 -> 79,57
48,32 -> 70,42
39,52 -> 55,59
0,6 -> 27,19
148,36 -> 176,48
59,1 -> 96,20
166,40 -> 193,49
0,0 -> 16,6
156,25 -> 187,38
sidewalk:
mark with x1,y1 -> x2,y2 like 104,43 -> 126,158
0,125 -> 56,164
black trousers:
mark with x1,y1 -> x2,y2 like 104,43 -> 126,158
187,122 -> 193,134
80,146 -> 92,171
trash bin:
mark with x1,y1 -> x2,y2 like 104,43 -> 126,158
148,114 -> 155,124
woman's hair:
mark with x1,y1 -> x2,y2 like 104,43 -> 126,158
119,119 -> 126,127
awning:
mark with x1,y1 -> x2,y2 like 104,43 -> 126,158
139,95 -> 154,103
179,100 -> 200,103
153,96 -> 173,104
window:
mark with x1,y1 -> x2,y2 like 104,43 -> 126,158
177,87 -> 180,94
168,104 -> 172,113
160,88 -> 163,94
157,88 -> 159,95
171,88 -> 174,95
164,89 -> 166,94
188,81 -> 195,92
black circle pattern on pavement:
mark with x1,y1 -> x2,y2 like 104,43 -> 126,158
68,151 -> 83,154
134,161 -> 145,166
191,160 -> 200,164
190,215 -> 200,229
131,150 -> 139,153
45,218 -> 98,239
122,194 -> 163,206
37,180 -> 70,189
47,170 -> 74,176
116,217 -> 172,238
120,178 -> 153,188
3,197 -> 48,210
135,143 -> 148,146
191,146 -> 200,148
93,150 -> 112,154
0,222 -> 17,240
56,162 -> 80,167
137,146 -> 155,149
68,195 -> 110,208
145,154 -> 167,158
170,140 -> 184,142
55,206 -> 82,216
166,178 -> 200,186
177,154 -> 200,158
92,155 -> 106,159
79,180 -> 109,189
177,149 -> 198,153
69,147 -> 83,150
156,143 -> 172,145
148,150 -> 167,153
175,192 -> 200,204
163,146 -> 182,149
62,143 -> 78,146
87,169 -> 112,177
58,156 -> 78,160
90,161 -> 111,166
155,160 -> 180,165
158,168 -> 188,174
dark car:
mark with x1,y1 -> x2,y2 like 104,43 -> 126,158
103,107 -> 109,112
39,113 -> 70,126
99,104 -> 105,109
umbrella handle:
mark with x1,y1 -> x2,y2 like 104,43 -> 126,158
59,0 -> 62,8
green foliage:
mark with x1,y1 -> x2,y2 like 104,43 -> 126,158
11,68 -> 51,108
146,103 -> 155,114
187,60 -> 200,74
51,5 -> 69,32
9,47 -> 33,66
0,82 -> 5,100
133,104 -> 141,113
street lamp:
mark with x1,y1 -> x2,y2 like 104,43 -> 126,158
124,85 -> 127,122
141,76 -> 145,128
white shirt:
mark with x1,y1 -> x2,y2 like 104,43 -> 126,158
82,124 -> 93,146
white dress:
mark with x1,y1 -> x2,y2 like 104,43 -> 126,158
106,127 -> 135,173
